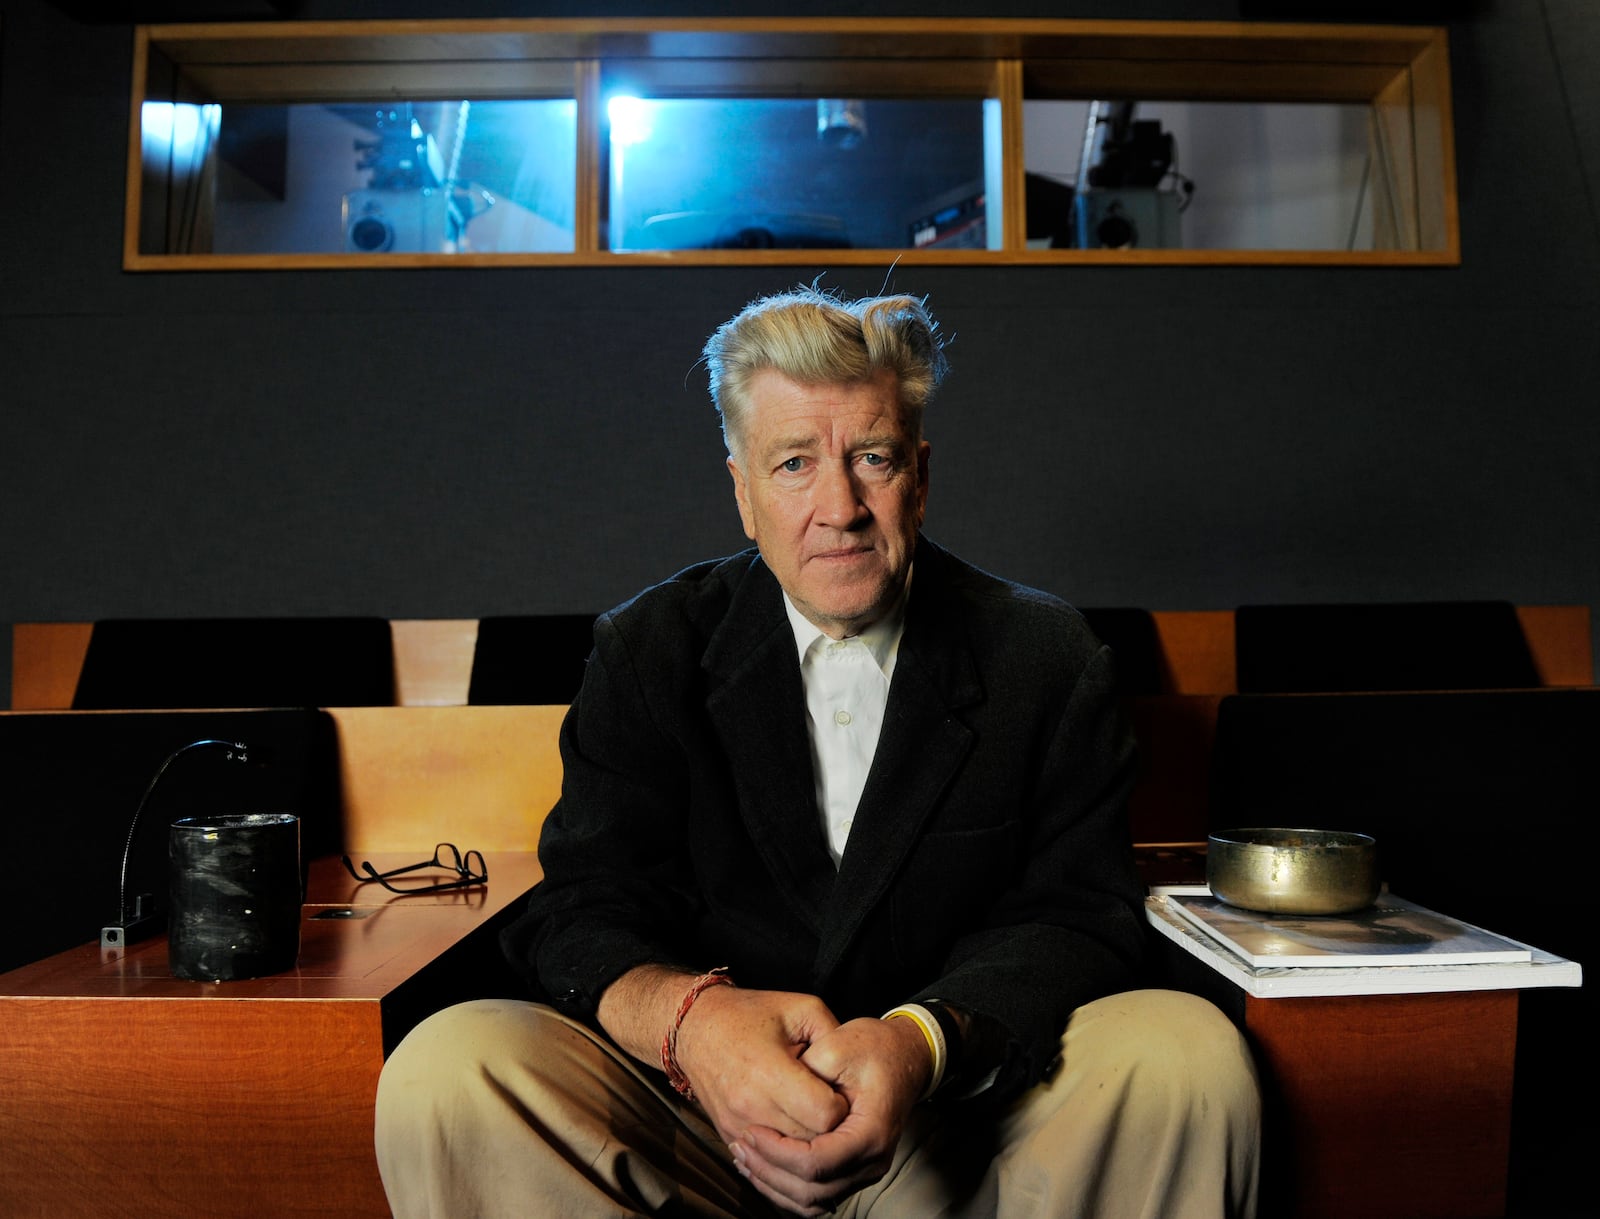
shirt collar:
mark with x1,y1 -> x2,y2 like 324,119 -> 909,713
782,568 -> 912,679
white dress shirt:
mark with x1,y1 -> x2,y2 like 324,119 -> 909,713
783,580 -> 908,868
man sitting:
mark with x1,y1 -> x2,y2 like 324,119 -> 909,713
375,286 -> 1260,1218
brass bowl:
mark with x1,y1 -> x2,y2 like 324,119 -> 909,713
1206,828 -> 1380,916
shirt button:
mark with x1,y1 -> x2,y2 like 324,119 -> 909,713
834,709 -> 853,726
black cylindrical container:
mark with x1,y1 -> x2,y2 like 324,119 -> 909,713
168,813 -> 302,982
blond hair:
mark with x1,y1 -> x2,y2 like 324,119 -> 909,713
702,286 -> 948,460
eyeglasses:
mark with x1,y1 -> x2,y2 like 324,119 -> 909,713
341,843 -> 488,895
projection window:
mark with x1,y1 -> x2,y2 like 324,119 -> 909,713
1023,100 -> 1392,252
138,98 -> 578,257
605,97 -> 997,253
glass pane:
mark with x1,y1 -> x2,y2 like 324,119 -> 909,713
606,97 -> 993,252
140,98 -> 577,256
1024,100 -> 1381,251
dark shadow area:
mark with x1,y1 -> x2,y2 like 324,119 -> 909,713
0,707 -> 341,974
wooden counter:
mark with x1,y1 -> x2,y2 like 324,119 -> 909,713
1147,893 -> 1583,1219
0,852 -> 543,1219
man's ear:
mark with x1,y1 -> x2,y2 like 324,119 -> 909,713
728,457 -> 757,541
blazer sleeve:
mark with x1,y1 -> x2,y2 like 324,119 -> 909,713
914,641 -> 1149,1101
499,611 -> 703,1020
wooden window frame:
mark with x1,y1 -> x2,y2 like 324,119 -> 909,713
126,17 -> 1458,270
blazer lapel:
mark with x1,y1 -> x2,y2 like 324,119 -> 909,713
813,544 -> 982,985
703,561 -> 836,934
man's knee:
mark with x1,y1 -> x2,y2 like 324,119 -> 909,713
1065,989 -> 1260,1125
1134,989 -> 1255,1090
382,999 -> 538,1086
377,998 -> 568,1143
389,996 -> 538,1059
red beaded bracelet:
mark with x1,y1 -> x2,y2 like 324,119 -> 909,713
661,967 -> 734,1099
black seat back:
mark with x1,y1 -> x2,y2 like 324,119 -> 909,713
1080,607 -> 1165,697
1234,600 -> 1540,693
467,615 -> 596,705
72,617 -> 395,710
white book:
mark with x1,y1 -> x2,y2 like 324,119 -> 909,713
1166,891 -> 1533,969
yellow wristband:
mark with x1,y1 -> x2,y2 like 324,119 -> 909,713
882,1003 -> 946,1099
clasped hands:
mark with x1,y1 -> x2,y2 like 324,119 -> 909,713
674,984 -> 932,1216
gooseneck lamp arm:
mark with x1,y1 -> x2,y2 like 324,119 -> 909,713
100,739 -> 250,951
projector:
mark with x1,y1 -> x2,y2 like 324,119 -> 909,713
1074,188 -> 1182,250
342,189 -> 449,253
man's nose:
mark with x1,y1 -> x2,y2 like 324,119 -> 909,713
813,460 -> 868,527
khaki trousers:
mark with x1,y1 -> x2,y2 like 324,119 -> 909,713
375,988 -> 1259,1219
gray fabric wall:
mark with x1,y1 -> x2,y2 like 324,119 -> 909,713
3,0 -> 1598,703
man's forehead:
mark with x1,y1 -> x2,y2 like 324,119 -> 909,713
762,410 -> 902,438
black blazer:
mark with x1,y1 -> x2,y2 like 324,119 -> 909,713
502,536 -> 1148,1095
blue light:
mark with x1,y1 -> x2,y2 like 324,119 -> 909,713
607,95 -> 654,147
141,101 -> 218,162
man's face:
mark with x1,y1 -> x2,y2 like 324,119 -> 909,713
728,368 -> 929,639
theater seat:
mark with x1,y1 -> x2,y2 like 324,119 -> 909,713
72,617 -> 396,710
1234,600 -> 1540,693
467,614 -> 597,706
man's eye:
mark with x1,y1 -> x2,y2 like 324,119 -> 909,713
859,452 -> 889,467
780,457 -> 805,473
